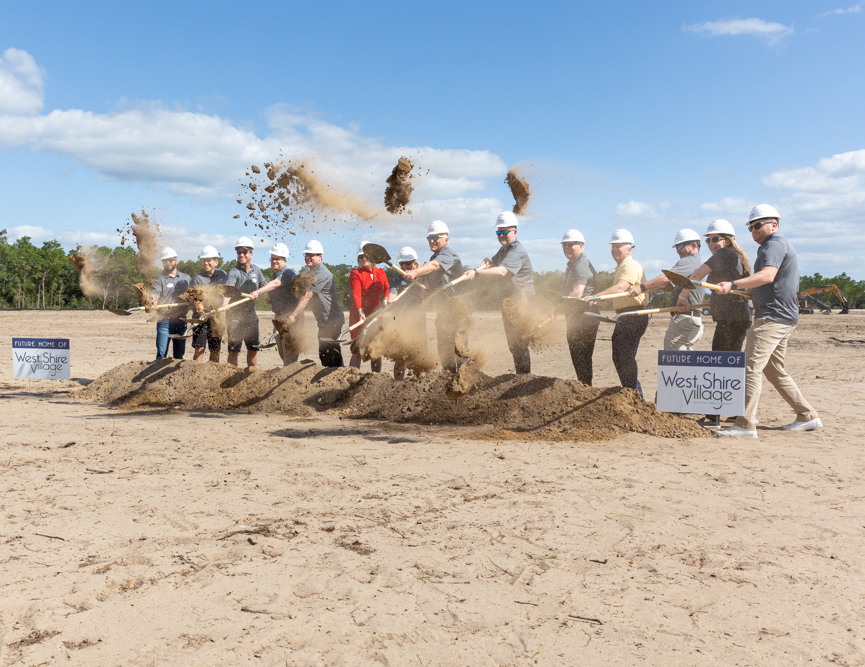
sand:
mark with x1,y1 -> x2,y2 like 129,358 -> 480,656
1,309 -> 864,665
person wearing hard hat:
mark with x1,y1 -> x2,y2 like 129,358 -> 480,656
285,240 -> 345,367
388,246 -> 428,380
224,237 -> 267,368
348,241 -> 390,372
403,220 -> 468,372
151,247 -> 191,360
558,229 -> 600,385
464,211 -> 535,374
190,246 -> 228,363
714,205 -> 822,437
249,243 -> 300,366
590,230 -> 648,395
675,220 -> 753,426
627,229 -> 706,351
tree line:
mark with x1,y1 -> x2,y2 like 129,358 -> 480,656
1,231 -> 862,310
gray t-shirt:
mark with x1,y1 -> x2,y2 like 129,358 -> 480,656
191,268 -> 228,288
561,253 -> 596,298
669,253 -> 706,307
269,267 -> 298,316
308,262 -> 345,328
705,247 -> 750,322
152,270 -> 191,321
422,244 -> 465,290
751,233 -> 799,326
226,264 -> 267,317
490,239 -> 535,300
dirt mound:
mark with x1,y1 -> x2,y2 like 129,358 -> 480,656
77,361 -> 707,442
505,167 -> 531,215
384,157 -> 414,214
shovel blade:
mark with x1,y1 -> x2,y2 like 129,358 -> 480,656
585,312 -> 619,324
661,269 -> 695,289
107,308 -> 133,316
361,242 -> 391,265
218,284 -> 243,299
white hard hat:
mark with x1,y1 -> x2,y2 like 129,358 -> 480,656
234,236 -> 254,250
427,220 -> 449,235
270,243 -> 289,259
561,229 -> 585,244
609,229 -> 635,245
303,239 -> 324,255
160,247 -> 177,261
495,211 -> 519,229
198,245 -> 220,260
748,204 -> 781,224
705,219 -> 736,237
672,229 -> 701,247
356,241 -> 369,258
397,246 -> 419,263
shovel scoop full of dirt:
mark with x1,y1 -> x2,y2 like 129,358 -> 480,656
506,168 -> 530,215
384,157 -> 414,214
273,316 -> 305,356
132,282 -> 155,311
290,271 -> 317,299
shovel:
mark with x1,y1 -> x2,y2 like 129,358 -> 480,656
585,304 -> 705,324
107,302 -> 183,316
362,243 -> 428,290
168,325 -> 195,340
182,296 -> 252,324
662,269 -> 751,299
260,331 -> 279,349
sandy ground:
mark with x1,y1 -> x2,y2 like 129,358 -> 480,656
1,309 -> 864,666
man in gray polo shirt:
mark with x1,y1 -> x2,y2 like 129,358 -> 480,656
628,229 -> 706,350
404,220 -> 467,371
224,236 -> 267,369
464,211 -> 535,373
286,240 -> 345,367
558,229 -> 599,385
250,242 -> 299,366
151,247 -> 191,360
715,205 -> 822,438
190,245 -> 227,364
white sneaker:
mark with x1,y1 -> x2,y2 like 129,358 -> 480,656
781,417 -> 823,431
716,425 -> 758,439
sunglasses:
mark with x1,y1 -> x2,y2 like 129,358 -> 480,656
675,242 -> 690,251
427,235 -> 446,242
236,249 -> 252,255
747,221 -> 769,232
496,229 -> 514,237
706,236 -> 726,243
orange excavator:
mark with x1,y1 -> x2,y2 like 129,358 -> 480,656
798,285 -> 850,315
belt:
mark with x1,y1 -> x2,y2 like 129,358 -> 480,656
671,311 -> 702,319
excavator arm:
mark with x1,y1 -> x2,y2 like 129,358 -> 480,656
798,285 -> 850,314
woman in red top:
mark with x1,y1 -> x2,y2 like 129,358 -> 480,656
349,243 -> 389,371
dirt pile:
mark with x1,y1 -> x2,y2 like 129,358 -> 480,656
506,167 -> 531,215
77,360 -> 707,442
384,157 -> 414,214
237,159 -> 378,239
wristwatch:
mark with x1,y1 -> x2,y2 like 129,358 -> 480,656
730,281 -> 738,290
639,283 -> 646,293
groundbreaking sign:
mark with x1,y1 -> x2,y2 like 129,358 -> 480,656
12,338 -> 71,380
656,350 -> 745,415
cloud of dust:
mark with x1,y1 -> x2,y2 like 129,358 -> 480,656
272,315 -> 313,356
358,300 -> 437,375
68,246 -> 103,298
116,211 -> 161,274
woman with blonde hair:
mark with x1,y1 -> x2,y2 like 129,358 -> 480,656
677,219 -> 753,425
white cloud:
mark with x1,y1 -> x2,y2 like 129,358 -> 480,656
700,196 -> 758,218
683,18 -> 794,43
762,149 -> 865,193
615,201 -> 657,218
0,47 -> 45,115
820,2 -> 863,15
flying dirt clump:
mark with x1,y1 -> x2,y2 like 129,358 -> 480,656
77,361 -> 709,442
290,271 -> 318,299
384,157 -> 414,214
506,167 -> 531,215
238,158 -> 379,239
68,246 -> 101,298
116,211 -> 161,274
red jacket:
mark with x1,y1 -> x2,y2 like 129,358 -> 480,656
349,267 -> 389,334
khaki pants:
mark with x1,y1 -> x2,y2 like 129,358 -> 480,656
663,314 -> 703,350
735,318 -> 818,430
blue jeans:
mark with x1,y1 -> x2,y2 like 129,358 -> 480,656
156,319 -> 186,360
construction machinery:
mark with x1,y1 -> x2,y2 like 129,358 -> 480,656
798,285 -> 850,315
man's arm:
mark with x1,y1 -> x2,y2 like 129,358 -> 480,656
405,260 -> 440,280
286,290 -> 314,322
675,264 -> 712,306
627,273 -> 669,298
716,266 -> 778,294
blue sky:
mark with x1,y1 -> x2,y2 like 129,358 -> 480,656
1,1 -> 863,276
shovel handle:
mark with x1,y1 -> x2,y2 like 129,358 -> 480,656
210,296 -> 252,315
390,263 -> 428,289
582,292 -> 632,302
154,302 -> 183,309
696,281 -> 751,299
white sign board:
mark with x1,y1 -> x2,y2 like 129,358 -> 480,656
12,338 -> 71,380
656,350 -> 745,415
